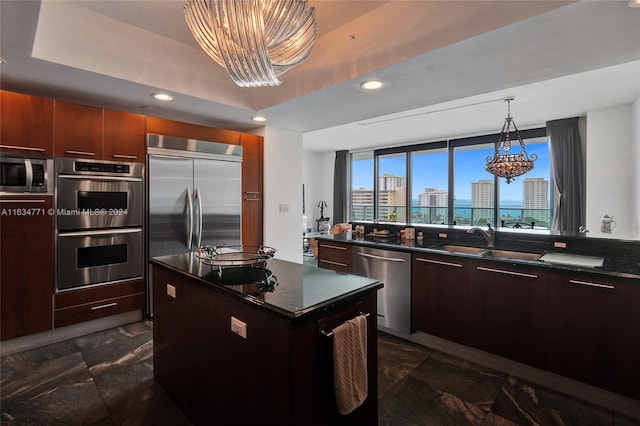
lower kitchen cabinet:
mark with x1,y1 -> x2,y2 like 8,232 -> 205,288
469,260 -> 548,369
54,279 -> 145,328
0,196 -> 54,340
152,262 -> 378,425
317,240 -> 352,273
412,253 -> 472,345
547,270 -> 640,400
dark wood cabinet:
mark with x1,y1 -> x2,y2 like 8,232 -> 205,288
240,133 -> 264,246
54,100 -> 104,159
54,279 -> 145,328
0,90 -> 54,156
412,253 -> 472,345
547,270 -> 640,400
145,117 -> 241,145
469,260 -> 548,369
152,268 -> 191,410
152,262 -> 378,425
103,109 -> 146,162
0,196 -> 54,340
317,240 -> 353,274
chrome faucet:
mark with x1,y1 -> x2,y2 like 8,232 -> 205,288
467,224 -> 494,248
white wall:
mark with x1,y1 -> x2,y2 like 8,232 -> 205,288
302,151 -> 335,230
632,96 -> 640,239
263,126 -> 303,263
585,104 -> 635,239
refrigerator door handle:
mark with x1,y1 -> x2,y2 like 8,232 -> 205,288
195,187 -> 203,248
186,186 -> 193,249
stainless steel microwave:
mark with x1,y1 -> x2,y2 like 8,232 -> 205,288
0,155 -> 52,194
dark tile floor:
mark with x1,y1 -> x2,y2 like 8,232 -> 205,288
1,322 -> 639,425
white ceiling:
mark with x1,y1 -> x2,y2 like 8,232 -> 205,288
1,1 -> 639,153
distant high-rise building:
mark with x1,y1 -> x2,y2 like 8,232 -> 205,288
523,177 -> 549,222
379,174 -> 406,191
418,188 -> 448,207
523,178 -> 549,209
471,180 -> 494,208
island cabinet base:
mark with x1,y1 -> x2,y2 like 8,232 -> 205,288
152,264 -> 378,426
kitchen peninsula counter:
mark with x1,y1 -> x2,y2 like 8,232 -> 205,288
150,253 -> 382,426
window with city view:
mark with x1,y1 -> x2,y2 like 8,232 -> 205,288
349,129 -> 552,229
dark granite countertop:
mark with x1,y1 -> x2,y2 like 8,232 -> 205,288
316,233 -> 640,280
150,253 -> 383,322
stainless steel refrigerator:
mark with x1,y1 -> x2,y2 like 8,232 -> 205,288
146,134 -> 242,315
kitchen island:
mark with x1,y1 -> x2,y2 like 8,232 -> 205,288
150,253 -> 382,426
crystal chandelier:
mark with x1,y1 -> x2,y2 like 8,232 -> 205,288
184,0 -> 318,87
485,97 -> 537,184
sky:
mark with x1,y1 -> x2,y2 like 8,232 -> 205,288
352,140 -> 550,202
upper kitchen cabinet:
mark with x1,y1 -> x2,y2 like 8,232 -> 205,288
240,133 -> 264,246
103,109 -> 145,162
145,117 -> 240,145
55,100 -> 146,162
54,101 -> 104,159
0,90 -> 54,156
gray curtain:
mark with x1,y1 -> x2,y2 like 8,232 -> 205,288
547,118 -> 585,232
333,150 -> 349,224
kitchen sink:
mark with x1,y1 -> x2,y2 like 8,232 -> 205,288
483,249 -> 542,261
432,244 -> 488,255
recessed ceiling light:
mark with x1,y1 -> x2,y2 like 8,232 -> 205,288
152,93 -> 174,101
252,115 -> 267,122
0,58 -> 6,65
629,0 -> 640,7
360,80 -> 384,91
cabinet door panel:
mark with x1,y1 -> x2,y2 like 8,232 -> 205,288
0,91 -> 54,156
470,261 -> 547,369
54,101 -> 103,158
103,110 -> 145,162
412,254 -> 471,345
0,197 -> 54,340
547,271 -> 640,399
241,134 -> 263,246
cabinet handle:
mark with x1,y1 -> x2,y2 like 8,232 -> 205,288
357,252 -> 406,262
476,266 -> 538,279
112,154 -> 137,160
90,302 -> 118,311
243,197 -> 260,201
320,259 -> 349,268
243,191 -> 260,194
319,244 -> 348,251
65,150 -> 95,156
0,144 -> 45,152
415,257 -> 462,268
0,199 -> 46,203
569,279 -> 614,290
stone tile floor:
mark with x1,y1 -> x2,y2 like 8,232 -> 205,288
1,321 -> 639,425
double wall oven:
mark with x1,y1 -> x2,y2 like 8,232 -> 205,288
55,158 -> 144,291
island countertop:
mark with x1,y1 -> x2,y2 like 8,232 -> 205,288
150,253 -> 383,322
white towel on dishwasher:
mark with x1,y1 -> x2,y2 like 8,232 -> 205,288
333,314 -> 368,415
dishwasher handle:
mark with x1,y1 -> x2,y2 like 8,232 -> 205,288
356,252 -> 406,262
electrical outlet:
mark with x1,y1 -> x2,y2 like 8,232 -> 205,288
167,284 -> 176,298
278,203 -> 289,213
553,241 -> 567,249
231,316 -> 247,339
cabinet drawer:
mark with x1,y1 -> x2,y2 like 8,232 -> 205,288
317,241 -> 352,273
54,279 -> 145,327
54,292 -> 144,328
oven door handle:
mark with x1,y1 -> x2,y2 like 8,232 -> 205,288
58,228 -> 142,237
57,175 -> 143,182
195,187 -> 203,248
186,187 -> 193,250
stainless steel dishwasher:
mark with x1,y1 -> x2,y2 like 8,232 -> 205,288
352,246 -> 411,334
